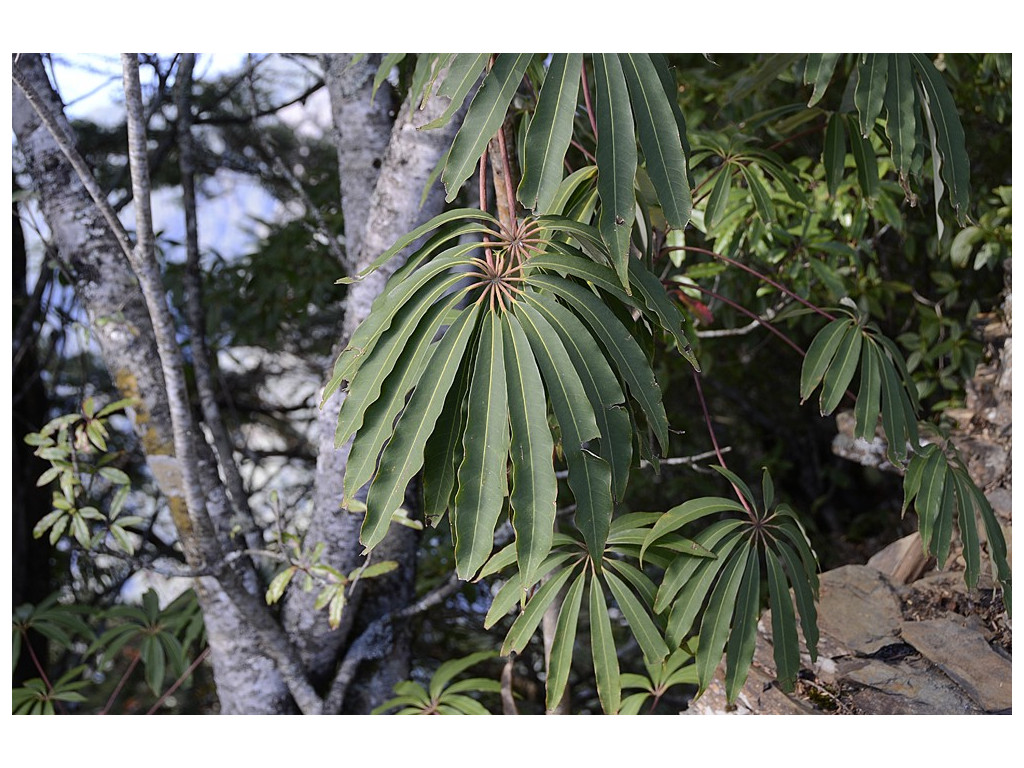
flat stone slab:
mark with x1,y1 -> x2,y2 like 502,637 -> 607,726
817,565 -> 903,655
900,617 -> 1012,712
838,656 -> 981,714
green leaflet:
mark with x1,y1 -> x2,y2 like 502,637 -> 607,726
640,496 -> 746,565
884,53 -> 917,189
535,215 -> 612,265
845,114 -> 878,200
327,245 -> 481,401
501,563 -> 578,655
420,53 -> 489,130
804,53 -> 841,107
525,291 -> 631,502
343,289 -> 466,504
604,568 -> 669,667
360,304 -> 481,550
620,53 -> 691,229
951,469 -> 981,590
543,166 -> 598,217
723,545 -> 760,704
525,273 -> 669,453
592,53 -> 637,289
766,547 -> 800,691
823,112 -> 847,198
626,257 -> 700,370
877,345 -> 918,466
443,53 -> 532,203
655,518 -> 746,615
589,575 -> 621,714
696,539 -> 751,695
800,317 -> 851,403
915,445 -> 947,554
819,323 -> 862,416
484,552 -> 574,629
649,53 -> 691,157
775,538 -> 819,662
371,53 -> 406,103
515,301 -> 613,565
545,569 -> 586,712
910,53 -> 971,224
933,472 -> 956,568
336,208 -> 494,286
428,650 -> 496,701
854,54 -> 889,137
739,163 -> 774,224
502,312 -> 558,589
605,557 -> 659,609
963,472 -> 1011,612
705,164 -> 733,231
421,350 -> 472,527
853,338 -> 882,440
336,269 -> 470,452
518,53 -> 582,213
453,312 -> 510,580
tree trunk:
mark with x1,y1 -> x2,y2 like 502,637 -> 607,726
282,53 -> 466,712
13,53 -> 299,714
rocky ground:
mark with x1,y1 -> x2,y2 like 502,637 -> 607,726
687,264 -> 1012,716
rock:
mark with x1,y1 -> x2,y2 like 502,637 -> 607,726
839,656 -> 982,714
900,618 -> 1012,712
867,532 -> 931,585
816,565 -> 903,655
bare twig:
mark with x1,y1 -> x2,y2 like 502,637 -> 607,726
146,646 -> 211,714
176,53 -> 259,542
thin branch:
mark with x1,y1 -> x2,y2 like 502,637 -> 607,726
244,54 -> 345,265
99,653 -> 140,715
176,53 -> 259,541
692,368 -> 753,516
688,283 -> 807,358
146,646 -> 211,714
668,245 -> 836,322
323,573 -> 464,714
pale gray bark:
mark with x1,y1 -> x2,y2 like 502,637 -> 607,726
281,54 -> 466,711
13,53 -> 313,714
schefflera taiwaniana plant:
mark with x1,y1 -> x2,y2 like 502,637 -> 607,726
323,204 -> 698,589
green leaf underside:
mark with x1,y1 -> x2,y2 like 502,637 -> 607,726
515,302 -> 612,564
360,304 -> 481,550
443,53 -> 532,202
589,575 -> 621,714
484,552 -> 575,629
654,517 -> 746,615
519,53 -> 583,213
525,291 -> 631,502
545,570 -> 586,711
620,53 -> 692,229
593,53 -> 637,289
502,312 -> 558,588
526,273 -> 669,453
739,164 -> 774,224
696,539 -> 751,693
766,547 -> 800,691
453,312 -> 510,580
